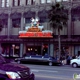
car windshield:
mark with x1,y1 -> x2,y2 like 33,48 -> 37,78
0,54 -> 6,63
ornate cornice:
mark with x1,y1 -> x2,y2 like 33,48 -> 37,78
0,1 -> 80,19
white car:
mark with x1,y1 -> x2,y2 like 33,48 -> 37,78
70,57 -> 80,68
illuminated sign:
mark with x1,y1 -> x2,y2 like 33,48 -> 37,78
19,32 -> 52,38
19,17 -> 53,38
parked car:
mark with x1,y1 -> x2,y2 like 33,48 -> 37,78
0,54 -> 35,80
70,56 -> 80,68
15,55 -> 62,66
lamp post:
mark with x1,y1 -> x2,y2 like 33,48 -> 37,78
8,7 -> 11,39
12,44 -> 15,56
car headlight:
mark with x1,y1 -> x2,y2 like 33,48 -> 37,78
15,58 -> 18,60
6,72 -> 21,79
29,69 -> 33,74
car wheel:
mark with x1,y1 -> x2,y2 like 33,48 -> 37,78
17,60 -> 21,64
49,62 -> 52,66
72,63 -> 78,68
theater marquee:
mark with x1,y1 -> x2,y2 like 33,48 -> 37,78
19,17 -> 53,38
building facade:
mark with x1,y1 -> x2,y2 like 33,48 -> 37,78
0,0 -> 80,58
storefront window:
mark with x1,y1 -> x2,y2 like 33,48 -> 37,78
26,46 -> 41,55
1,43 -> 20,57
74,46 -> 80,56
42,44 -> 48,56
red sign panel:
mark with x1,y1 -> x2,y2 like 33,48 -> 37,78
19,32 -> 53,38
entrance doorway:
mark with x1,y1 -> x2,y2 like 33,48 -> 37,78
26,46 -> 41,55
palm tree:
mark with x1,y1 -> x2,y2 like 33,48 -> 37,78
48,3 -> 68,59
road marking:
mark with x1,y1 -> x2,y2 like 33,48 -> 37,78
36,75 -> 73,80
31,69 -> 58,73
31,69 -> 39,72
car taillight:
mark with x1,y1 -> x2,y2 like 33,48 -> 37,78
57,60 -> 60,62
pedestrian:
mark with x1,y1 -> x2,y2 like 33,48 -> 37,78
66,53 -> 72,65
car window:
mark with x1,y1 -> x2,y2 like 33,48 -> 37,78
44,55 -> 49,58
31,55 -> 42,58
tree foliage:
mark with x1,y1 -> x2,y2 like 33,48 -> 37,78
48,3 -> 68,30
48,3 -> 68,59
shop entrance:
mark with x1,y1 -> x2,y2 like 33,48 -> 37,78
26,46 -> 41,55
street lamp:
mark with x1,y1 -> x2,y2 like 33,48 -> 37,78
12,44 -> 15,56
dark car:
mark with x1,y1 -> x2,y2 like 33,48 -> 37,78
15,55 -> 62,66
0,54 -> 35,80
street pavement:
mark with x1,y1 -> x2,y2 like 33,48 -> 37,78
21,64 -> 80,80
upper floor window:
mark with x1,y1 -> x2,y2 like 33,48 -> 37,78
5,0 -> 9,7
25,18 -> 31,23
1,0 -> 5,7
2,19 -> 8,27
13,0 -> 21,6
56,0 -> 62,2
18,0 -> 20,6
26,0 -> 35,5
26,0 -> 28,5
12,18 -> 21,28
13,0 -> 17,6
47,0 -> 51,3
32,0 -> 35,5
40,0 -> 46,4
